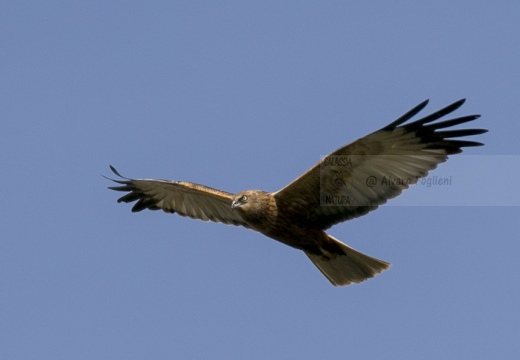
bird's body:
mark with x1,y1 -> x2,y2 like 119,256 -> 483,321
107,99 -> 487,286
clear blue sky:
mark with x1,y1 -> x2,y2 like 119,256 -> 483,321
1,1 -> 519,359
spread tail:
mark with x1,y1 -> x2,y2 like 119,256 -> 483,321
305,235 -> 390,286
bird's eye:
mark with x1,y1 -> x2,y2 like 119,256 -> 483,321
241,195 -> 248,202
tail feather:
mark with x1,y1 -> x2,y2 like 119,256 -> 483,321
305,235 -> 390,286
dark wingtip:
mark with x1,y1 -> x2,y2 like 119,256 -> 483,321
109,165 -> 126,178
453,98 -> 466,107
382,99 -> 429,130
419,99 -> 430,108
444,98 -> 466,116
103,165 -> 131,187
414,99 -> 430,111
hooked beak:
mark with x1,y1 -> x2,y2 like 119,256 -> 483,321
231,200 -> 240,209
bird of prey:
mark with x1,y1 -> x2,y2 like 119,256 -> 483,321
107,99 -> 486,286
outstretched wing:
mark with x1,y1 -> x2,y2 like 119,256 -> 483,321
274,99 -> 487,229
107,166 -> 250,228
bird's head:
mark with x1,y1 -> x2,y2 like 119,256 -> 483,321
231,190 -> 274,224
231,191 -> 253,210
231,190 -> 271,211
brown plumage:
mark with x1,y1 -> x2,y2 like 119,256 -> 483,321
107,99 -> 487,286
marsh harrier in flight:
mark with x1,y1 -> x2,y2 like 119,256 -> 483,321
107,99 -> 486,286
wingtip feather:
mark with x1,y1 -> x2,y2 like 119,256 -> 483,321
109,165 -> 126,178
384,99 -> 430,130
